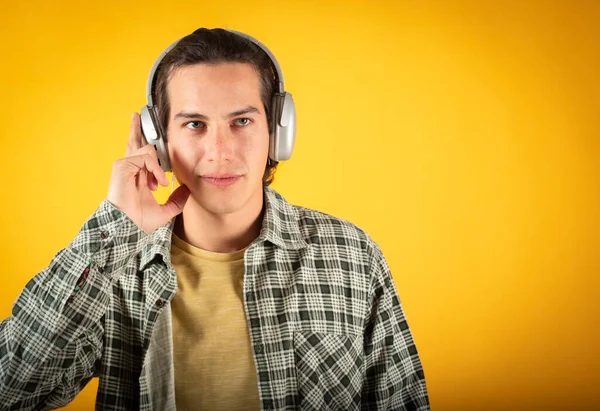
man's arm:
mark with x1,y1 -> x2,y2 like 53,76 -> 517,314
0,200 -> 148,410
0,112 -> 188,410
361,242 -> 430,410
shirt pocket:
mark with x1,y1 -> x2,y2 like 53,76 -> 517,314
293,330 -> 363,411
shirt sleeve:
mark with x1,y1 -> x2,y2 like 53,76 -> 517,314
0,200 -> 148,410
361,242 -> 430,411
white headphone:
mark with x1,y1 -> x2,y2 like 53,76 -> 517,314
140,28 -> 296,172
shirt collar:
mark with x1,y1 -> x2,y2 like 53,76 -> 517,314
258,185 -> 308,250
139,186 -> 307,271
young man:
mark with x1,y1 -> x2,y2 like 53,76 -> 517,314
0,28 -> 429,410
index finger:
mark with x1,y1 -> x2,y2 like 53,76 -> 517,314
126,112 -> 144,156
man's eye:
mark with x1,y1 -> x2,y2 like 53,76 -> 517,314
234,118 -> 252,127
185,121 -> 204,129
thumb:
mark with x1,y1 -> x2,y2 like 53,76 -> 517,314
160,184 -> 191,220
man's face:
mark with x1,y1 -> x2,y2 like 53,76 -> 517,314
166,62 -> 269,216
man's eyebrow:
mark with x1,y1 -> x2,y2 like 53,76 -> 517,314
173,106 -> 261,121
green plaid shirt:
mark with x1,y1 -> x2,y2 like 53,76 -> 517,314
0,187 -> 429,410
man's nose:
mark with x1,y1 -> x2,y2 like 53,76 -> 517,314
203,124 -> 234,162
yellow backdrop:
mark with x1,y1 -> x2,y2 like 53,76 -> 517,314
0,0 -> 598,410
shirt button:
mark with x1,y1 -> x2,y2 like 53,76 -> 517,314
255,345 -> 263,354
100,230 -> 109,240
155,299 -> 166,308
67,296 -> 74,304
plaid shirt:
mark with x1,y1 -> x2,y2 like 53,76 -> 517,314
0,187 -> 429,410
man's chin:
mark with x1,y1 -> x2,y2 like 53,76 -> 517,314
189,190 -> 243,215
183,178 -> 263,216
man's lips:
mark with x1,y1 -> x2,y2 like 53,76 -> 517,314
201,175 -> 242,187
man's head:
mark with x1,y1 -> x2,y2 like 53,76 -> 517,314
153,28 -> 278,215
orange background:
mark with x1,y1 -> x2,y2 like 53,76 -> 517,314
0,0 -> 598,409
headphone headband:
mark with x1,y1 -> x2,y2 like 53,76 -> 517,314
146,28 -> 285,107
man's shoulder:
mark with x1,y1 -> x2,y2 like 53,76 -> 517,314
265,187 -> 385,262
291,202 -> 376,251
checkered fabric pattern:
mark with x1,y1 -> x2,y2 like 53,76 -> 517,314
0,187 -> 429,410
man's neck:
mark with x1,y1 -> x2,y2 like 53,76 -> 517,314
173,191 -> 265,254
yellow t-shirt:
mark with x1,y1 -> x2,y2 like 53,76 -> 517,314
170,234 -> 260,411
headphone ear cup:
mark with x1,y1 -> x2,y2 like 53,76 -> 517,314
140,105 -> 172,172
268,94 -> 282,161
140,105 -> 157,142
269,92 -> 296,161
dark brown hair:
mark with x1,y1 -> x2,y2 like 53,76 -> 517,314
153,28 -> 279,185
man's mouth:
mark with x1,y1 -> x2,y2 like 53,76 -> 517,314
201,175 -> 242,187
